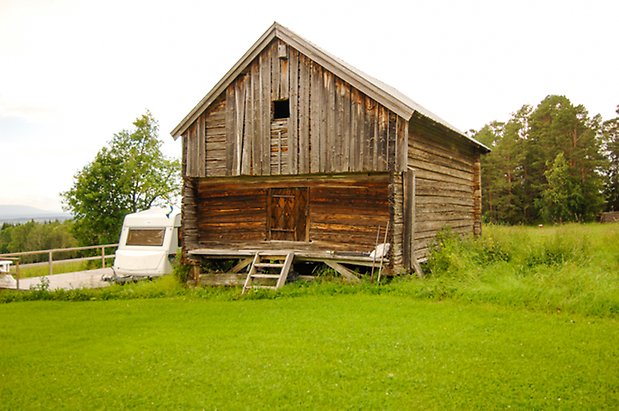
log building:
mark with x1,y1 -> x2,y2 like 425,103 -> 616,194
171,23 -> 489,283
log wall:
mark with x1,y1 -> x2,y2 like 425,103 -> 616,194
408,117 -> 481,260
182,39 -> 405,178
190,174 -> 390,253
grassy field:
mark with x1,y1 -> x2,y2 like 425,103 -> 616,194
0,296 -> 617,409
0,223 -> 617,408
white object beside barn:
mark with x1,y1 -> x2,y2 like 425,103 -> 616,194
109,207 -> 181,280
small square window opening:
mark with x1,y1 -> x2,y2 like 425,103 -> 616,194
273,99 -> 290,119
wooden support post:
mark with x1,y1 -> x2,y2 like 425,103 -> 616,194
48,251 -> 53,276
324,261 -> 360,283
191,264 -> 201,285
101,246 -> 106,268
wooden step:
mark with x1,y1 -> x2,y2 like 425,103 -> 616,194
242,252 -> 295,295
254,263 -> 285,268
250,274 -> 281,279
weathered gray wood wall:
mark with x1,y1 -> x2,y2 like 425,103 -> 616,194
182,39 -> 406,178
408,115 -> 482,260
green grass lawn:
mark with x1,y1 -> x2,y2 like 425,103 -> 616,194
1,223 -> 617,408
0,295 -> 617,409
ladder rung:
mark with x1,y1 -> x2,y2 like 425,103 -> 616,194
250,274 -> 281,279
250,285 -> 277,289
254,263 -> 285,268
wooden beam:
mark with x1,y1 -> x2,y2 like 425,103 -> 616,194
199,273 -> 246,286
324,261 -> 361,283
230,257 -> 254,273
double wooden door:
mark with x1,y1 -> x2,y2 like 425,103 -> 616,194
267,187 -> 309,241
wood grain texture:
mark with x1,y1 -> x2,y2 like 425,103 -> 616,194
192,174 -> 390,254
408,117 -> 481,259
182,39 -> 407,178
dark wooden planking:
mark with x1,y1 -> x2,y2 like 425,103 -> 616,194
271,42 -> 280,101
410,145 -> 476,174
279,43 -> 290,100
309,60 -> 321,173
377,106 -> 387,171
225,85 -> 235,176
181,177 -> 199,259
288,48 -> 299,174
473,158 -> 482,236
350,88 -> 362,171
251,59 -> 261,174
241,73 -> 253,175
402,169 -> 414,270
298,53 -> 310,174
319,69 -> 330,173
342,83 -> 351,172
388,113 -> 398,172
260,47 -> 272,175
205,97 -> 227,177
326,72 -> 336,172
335,78 -> 345,173
194,173 -> 389,252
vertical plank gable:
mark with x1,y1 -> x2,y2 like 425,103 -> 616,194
225,85 -> 235,176
298,53 -> 311,174
309,61 -> 321,173
261,46 -> 272,175
288,48 -> 299,174
251,59 -> 261,175
187,41 -> 408,179
335,78 -> 345,173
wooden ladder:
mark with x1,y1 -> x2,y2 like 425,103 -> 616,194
242,252 -> 294,295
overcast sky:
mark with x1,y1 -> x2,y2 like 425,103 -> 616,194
1,0 -> 617,212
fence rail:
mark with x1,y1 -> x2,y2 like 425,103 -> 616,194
0,244 -> 118,276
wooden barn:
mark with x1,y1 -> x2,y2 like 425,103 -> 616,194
171,22 -> 489,287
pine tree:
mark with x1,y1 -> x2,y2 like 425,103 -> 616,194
602,106 -> 619,211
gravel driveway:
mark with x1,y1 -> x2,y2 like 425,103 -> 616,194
0,268 -> 113,291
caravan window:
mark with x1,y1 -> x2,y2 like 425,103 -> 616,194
126,228 -> 165,246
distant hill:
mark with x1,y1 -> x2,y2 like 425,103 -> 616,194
0,205 -> 72,224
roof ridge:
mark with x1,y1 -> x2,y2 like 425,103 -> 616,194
170,22 -> 490,152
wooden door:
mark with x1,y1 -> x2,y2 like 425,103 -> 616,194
267,187 -> 309,241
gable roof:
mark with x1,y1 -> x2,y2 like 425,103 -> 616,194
171,22 -> 490,152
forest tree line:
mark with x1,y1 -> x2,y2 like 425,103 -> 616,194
473,95 -> 618,225
0,220 -> 77,259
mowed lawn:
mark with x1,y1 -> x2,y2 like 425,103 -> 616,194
0,295 -> 617,409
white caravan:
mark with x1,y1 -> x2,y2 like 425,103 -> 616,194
108,207 -> 181,281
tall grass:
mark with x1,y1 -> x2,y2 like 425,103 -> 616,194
410,223 -> 619,317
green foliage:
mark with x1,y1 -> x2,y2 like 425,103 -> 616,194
477,95 -> 609,224
0,220 -> 77,262
538,152 -> 574,222
602,106 -> 619,210
0,297 -> 616,409
61,111 -> 180,245
173,254 -> 191,284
